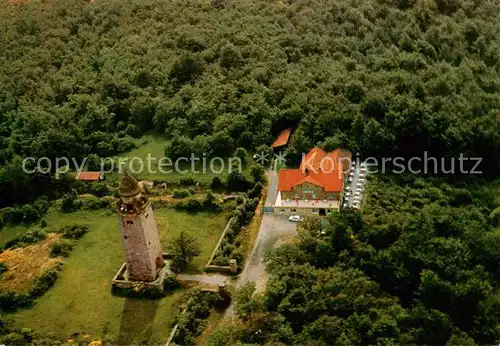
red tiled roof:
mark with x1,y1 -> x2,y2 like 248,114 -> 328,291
278,168 -> 343,193
76,172 -> 102,181
271,128 -> 292,148
300,147 -> 352,173
300,147 -> 326,171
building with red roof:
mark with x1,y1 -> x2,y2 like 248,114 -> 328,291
271,128 -> 292,149
75,171 -> 104,182
274,147 -> 352,216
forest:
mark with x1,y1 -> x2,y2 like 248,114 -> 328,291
0,0 -> 499,344
212,176 -> 500,345
0,0 -> 500,208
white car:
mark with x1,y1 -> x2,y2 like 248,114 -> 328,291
345,192 -> 351,197
354,191 -> 361,195
345,185 -> 350,190
288,215 -> 303,222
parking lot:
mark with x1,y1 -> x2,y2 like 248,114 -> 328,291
342,161 -> 367,209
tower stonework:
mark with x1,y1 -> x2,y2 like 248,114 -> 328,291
116,171 -> 164,282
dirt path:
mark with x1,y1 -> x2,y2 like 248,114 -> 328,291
176,273 -> 229,286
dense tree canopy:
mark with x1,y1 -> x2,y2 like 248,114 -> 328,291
1,0 -> 500,207
220,176 -> 500,345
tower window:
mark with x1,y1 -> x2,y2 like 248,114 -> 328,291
126,221 -> 134,225
124,236 -> 128,239
145,213 -> 149,219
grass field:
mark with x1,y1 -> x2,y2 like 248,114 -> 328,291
7,207 -> 229,344
0,224 -> 31,248
107,134 -> 253,183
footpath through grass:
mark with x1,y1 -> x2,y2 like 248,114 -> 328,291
9,207 -> 229,343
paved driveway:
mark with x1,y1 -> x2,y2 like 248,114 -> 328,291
224,214 -> 297,318
264,168 -> 278,207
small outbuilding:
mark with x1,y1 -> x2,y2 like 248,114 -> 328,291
75,171 -> 104,182
271,128 -> 292,149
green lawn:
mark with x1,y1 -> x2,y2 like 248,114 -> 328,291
0,224 -> 29,248
9,207 -> 229,343
108,134 -> 253,182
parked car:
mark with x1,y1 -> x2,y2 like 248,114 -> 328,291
288,215 -> 303,222
345,185 -> 350,190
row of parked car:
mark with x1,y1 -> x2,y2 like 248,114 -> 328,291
343,161 -> 367,209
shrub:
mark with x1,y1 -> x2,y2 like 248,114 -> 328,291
173,289 -> 225,345
175,198 -> 203,213
230,247 -> 244,264
60,190 -> 79,213
203,191 -> 223,213
210,176 -> 224,190
0,329 -> 33,346
251,165 -> 265,183
80,197 -> 110,210
164,276 -> 181,291
172,188 -> 190,199
248,182 -> 263,199
17,227 -> 46,246
180,177 -> 196,187
59,224 -> 89,239
29,266 -> 60,298
226,172 -> 251,192
50,239 -> 74,257
89,182 -> 110,197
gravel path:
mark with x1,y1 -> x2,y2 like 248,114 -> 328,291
176,273 -> 229,286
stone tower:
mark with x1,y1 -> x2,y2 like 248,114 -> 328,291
116,171 -> 164,282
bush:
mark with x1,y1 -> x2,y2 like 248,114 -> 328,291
248,182 -> 263,199
173,289 -> 225,345
226,172 -> 251,192
173,188 -> 190,199
80,197 -> 110,210
203,191 -> 223,213
59,224 -> 89,239
60,190 -> 79,213
175,198 -> 203,213
210,176 -> 224,190
180,177 -> 196,187
89,182 -> 110,197
29,266 -> 60,298
164,276 -> 181,291
50,239 -> 74,257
